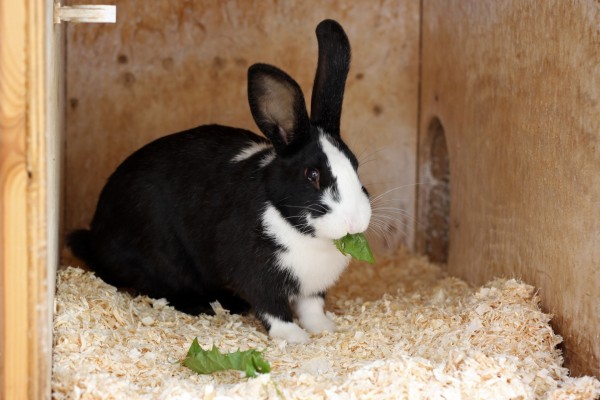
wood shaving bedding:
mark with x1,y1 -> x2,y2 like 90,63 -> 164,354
52,247 -> 600,399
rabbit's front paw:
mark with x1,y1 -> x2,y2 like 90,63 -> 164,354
300,313 -> 336,334
267,317 -> 310,343
295,296 -> 336,334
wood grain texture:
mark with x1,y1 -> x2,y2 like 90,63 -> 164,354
0,1 -> 30,398
63,0 -> 420,260
420,0 -> 600,377
0,0 -> 54,398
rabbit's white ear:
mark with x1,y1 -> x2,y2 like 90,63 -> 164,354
248,64 -> 310,154
310,19 -> 351,137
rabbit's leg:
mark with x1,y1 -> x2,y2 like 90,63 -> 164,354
294,294 -> 336,334
255,300 -> 310,343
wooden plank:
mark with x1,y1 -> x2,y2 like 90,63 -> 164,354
63,0 -> 421,260
0,1 -> 30,397
28,1 -> 49,396
41,0 -> 64,397
0,0 -> 53,398
46,0 -> 64,368
419,0 -> 600,377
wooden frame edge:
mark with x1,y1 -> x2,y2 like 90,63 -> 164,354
0,0 -> 52,398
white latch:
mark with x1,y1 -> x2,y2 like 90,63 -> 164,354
54,3 -> 116,24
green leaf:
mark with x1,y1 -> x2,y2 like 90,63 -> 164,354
333,233 -> 375,264
183,338 -> 271,378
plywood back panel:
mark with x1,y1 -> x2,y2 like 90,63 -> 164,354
420,0 -> 600,377
63,0 -> 420,260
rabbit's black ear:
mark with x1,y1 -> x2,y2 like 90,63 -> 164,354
310,19 -> 351,137
248,64 -> 310,154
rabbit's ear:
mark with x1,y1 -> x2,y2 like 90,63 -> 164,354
310,19 -> 351,137
248,64 -> 310,154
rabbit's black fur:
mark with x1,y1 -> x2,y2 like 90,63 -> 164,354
68,20 -> 371,343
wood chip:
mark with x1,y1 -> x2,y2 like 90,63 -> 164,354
52,247 -> 600,399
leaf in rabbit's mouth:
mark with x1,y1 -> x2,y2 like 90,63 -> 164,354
333,233 -> 375,264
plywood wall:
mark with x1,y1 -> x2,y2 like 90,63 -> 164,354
420,0 -> 600,377
63,0 -> 420,261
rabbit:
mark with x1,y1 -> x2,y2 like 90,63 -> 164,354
67,19 -> 372,344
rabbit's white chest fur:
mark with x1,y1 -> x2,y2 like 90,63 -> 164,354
262,204 -> 350,295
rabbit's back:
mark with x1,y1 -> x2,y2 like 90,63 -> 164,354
70,125 -> 271,313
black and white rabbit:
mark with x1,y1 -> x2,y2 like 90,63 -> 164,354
68,19 -> 371,343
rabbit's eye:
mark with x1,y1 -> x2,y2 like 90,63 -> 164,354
305,167 -> 320,190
